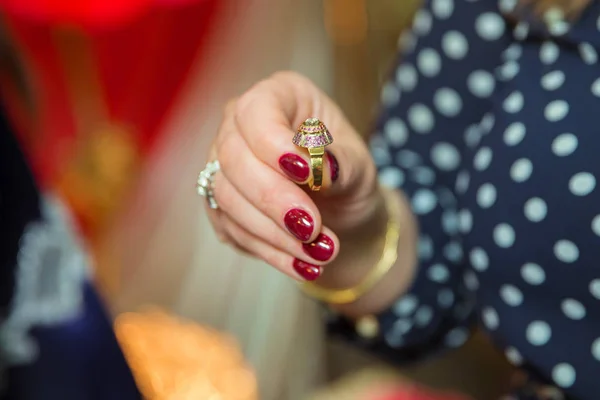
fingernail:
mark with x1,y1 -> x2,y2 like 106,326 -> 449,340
279,153 -> 309,182
326,151 -> 339,182
284,209 -> 314,241
303,233 -> 334,261
293,259 -> 321,281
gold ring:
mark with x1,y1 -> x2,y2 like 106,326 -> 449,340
292,118 -> 333,191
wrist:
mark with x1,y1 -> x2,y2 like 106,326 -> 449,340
317,186 -> 390,288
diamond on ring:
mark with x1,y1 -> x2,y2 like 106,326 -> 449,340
197,160 -> 220,209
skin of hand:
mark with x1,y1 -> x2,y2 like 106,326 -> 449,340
206,71 -> 384,281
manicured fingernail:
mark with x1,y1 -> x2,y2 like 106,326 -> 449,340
284,209 -> 314,241
279,153 -> 309,182
293,259 -> 321,281
303,233 -> 334,261
326,151 -> 339,182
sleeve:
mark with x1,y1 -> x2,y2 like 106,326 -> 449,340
326,0 -> 513,364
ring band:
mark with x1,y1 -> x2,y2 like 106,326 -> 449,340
292,118 -> 333,191
196,160 -> 220,209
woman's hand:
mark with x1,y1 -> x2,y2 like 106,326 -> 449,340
205,71 -> 383,281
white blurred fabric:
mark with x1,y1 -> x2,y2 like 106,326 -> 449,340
105,1 -> 333,399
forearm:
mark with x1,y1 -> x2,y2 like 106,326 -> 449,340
317,187 -> 419,318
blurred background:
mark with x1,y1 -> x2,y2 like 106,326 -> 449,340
0,0 -> 513,398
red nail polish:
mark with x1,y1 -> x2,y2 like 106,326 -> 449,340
279,153 -> 309,182
303,233 -> 334,261
293,259 -> 321,281
284,209 -> 314,241
326,151 -> 339,182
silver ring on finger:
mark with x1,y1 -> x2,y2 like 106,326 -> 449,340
196,160 -> 220,210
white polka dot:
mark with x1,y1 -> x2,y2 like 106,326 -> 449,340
444,241 -> 463,263
591,337 -> 600,361
463,270 -> 479,291
482,307 -> 499,330
476,183 -> 497,209
513,21 -> 529,40
521,263 -> 545,285
503,91 -> 524,113
438,288 -> 455,308
497,60 -> 519,81
413,9 -> 433,35
396,64 -> 418,91
442,30 -> 468,59
476,12 -> 505,41
379,167 -> 405,188
393,295 -> 418,316
579,42 -> 598,65
561,298 -> 586,320
499,0 -> 517,13
552,133 -> 578,157
392,319 -> 413,336
544,7 -> 564,26
569,172 -> 596,196
467,70 -> 495,98
510,158 -> 533,182
552,363 -> 576,388
592,215 -> 600,237
502,43 -> 522,61
415,305 -> 433,327
412,189 -> 437,215
428,264 -> 450,283
437,187 -> 456,208
544,100 -> 569,122
417,48 -> 442,77
442,210 -> 459,235
432,0 -> 454,19
385,330 -> 404,348
469,247 -> 489,271
408,104 -> 435,134
430,142 -> 461,171
590,279 -> 600,300
554,240 -> 579,263
434,87 -> 463,117
541,70 -> 565,91
455,170 -> 470,194
494,223 -> 516,248
381,82 -> 400,107
444,327 -> 469,347
473,147 -> 493,171
503,122 -> 526,146
396,150 -> 421,169
526,320 -> 552,346
480,113 -> 495,133
397,31 -> 416,53
500,284 -> 523,306
524,197 -> 547,222
540,41 -> 559,64
592,77 -> 600,97
464,124 -> 482,148
458,209 -> 473,234
548,20 -> 569,36
383,118 -> 408,146
505,347 -> 523,365
411,166 -> 436,186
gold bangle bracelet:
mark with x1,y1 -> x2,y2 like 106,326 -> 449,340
299,187 -> 402,305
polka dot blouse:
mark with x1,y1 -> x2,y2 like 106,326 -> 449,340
327,1 -> 600,399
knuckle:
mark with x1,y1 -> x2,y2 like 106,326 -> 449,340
256,183 -> 280,216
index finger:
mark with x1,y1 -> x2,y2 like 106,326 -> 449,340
233,72 -> 338,190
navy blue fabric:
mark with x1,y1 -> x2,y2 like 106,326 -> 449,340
328,1 -> 600,399
4,285 -> 141,400
0,109 -> 141,399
